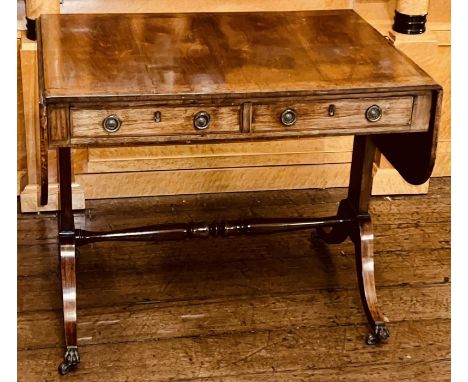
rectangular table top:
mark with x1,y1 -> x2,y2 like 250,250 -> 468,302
38,10 -> 437,103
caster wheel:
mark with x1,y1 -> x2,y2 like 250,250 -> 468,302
58,361 -> 75,375
366,333 -> 378,345
366,324 -> 390,345
58,347 -> 80,375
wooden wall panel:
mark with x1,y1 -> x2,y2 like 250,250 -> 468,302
76,163 -> 351,199
82,135 -> 353,198
19,31 -> 86,210
17,34 -> 27,194
19,34 -> 39,186
60,0 -> 353,13
86,138 -> 353,173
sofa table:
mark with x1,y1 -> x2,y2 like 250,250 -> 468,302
36,10 -> 441,375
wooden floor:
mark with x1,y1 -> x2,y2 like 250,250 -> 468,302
18,178 -> 451,381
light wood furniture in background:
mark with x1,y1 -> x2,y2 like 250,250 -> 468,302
354,0 -> 451,194
17,33 -> 28,194
18,0 -> 450,211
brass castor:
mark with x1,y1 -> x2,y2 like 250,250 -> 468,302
58,347 -> 80,375
366,324 -> 390,345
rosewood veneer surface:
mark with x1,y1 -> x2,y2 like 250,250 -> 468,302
39,10 -> 437,100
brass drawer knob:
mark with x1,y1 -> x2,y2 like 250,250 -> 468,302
280,108 -> 297,126
102,114 -> 122,133
193,111 -> 211,130
365,105 -> 383,122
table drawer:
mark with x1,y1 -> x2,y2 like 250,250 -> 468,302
252,97 -> 414,132
71,106 -> 241,138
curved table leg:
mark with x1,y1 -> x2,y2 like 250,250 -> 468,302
58,237 -> 80,375
352,214 -> 389,345
319,136 -> 390,344
57,148 -> 80,374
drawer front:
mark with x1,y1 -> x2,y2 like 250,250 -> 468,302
71,106 -> 241,138
252,97 -> 414,132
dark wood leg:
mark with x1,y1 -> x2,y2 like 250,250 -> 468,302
352,214 -> 389,344
318,136 -> 389,344
348,135 -> 389,344
57,148 -> 80,375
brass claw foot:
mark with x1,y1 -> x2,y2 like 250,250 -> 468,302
58,347 -> 80,375
366,324 -> 390,345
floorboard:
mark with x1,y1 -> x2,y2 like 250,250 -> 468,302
17,177 -> 451,381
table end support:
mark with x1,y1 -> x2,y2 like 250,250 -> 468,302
317,135 -> 390,344
57,147 -> 80,375
352,213 -> 390,345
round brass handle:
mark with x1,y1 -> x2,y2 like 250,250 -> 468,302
193,111 -> 211,130
102,115 -> 122,133
280,108 -> 297,126
365,105 -> 382,122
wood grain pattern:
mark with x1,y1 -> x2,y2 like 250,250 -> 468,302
38,11 -> 437,103
25,0 -> 60,19
50,92 -> 433,147
19,184 -> 85,213
390,40 -> 450,142
67,95 -> 420,145
85,151 -> 352,173
86,136 -> 353,159
432,140 -> 451,177
60,0 -> 353,14
83,137 -> 353,191
19,2 -> 450,209
17,243 -> 450,313
252,96 -> 413,132
372,87 -> 441,187
240,102 -> 252,133
17,178 -> 451,381
76,163 -> 351,199
52,1 -> 355,203
354,0 -> 451,190
20,34 -> 40,185
34,12 -> 440,206
18,283 -> 449,349
33,10 -> 443,369
71,105 -> 241,138
409,92 -> 432,131
372,164 -> 429,195
17,36 -> 27,194
16,0 -> 368,208
395,0 -> 428,15
48,106 -> 70,144
18,320 -> 449,382
19,32 -> 64,210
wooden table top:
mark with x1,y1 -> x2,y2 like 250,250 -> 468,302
38,10 -> 437,103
